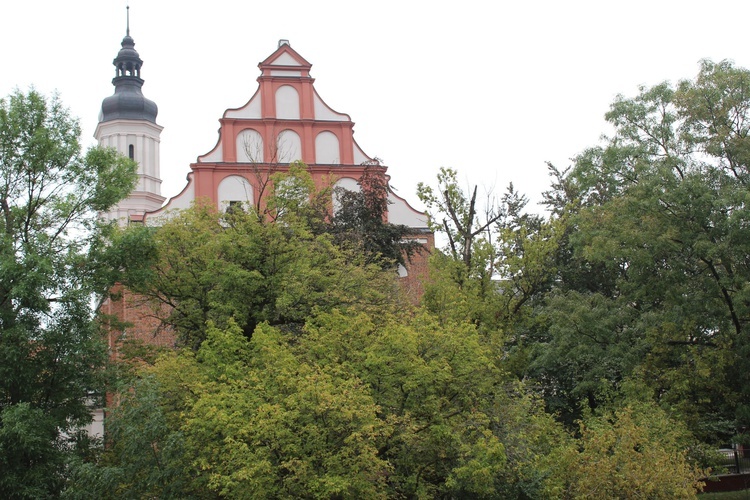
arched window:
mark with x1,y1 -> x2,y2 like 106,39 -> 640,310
275,86 -> 300,119
315,131 -> 340,164
217,175 -> 254,212
276,130 -> 302,163
237,129 -> 264,162
128,144 -> 134,160
332,177 -> 360,214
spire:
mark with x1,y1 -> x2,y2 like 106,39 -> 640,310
99,6 -> 158,123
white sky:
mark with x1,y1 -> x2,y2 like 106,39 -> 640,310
2,1 -> 749,213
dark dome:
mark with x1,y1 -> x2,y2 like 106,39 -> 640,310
100,80 -> 158,122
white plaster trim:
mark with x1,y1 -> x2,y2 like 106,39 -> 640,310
270,70 -> 302,77
225,94 -> 262,119
277,130 -> 302,162
270,52 -> 302,66
217,175 -> 254,210
199,141 -> 223,163
315,131 -> 340,164
146,179 -> 196,226
276,86 -> 300,119
387,193 -> 429,228
313,93 -> 348,121
237,129 -> 264,162
95,118 -> 163,138
353,142 -> 369,164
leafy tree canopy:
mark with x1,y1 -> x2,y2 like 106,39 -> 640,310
75,309 -> 573,499
63,60 -> 750,496
0,88 -> 137,497
331,165 -> 424,269
529,59 -> 750,441
118,165 -> 408,350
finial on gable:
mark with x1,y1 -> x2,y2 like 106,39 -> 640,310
278,39 -> 290,48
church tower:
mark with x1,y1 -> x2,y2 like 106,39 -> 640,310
95,7 -> 165,224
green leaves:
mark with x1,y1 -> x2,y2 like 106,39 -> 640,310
331,166 -> 423,269
558,402 -> 706,499
531,60 -> 750,443
83,147 -> 139,212
121,198 -> 401,349
676,59 -> 750,182
96,308 -> 577,498
57,58 -> 750,496
0,403 -> 64,498
0,89 -> 137,497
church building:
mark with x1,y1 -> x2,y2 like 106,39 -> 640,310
96,25 -> 430,236
95,20 -> 433,355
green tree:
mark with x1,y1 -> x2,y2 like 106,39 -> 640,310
533,60 -> 750,442
331,165 -> 424,269
417,167 -> 503,279
0,89 -> 137,497
86,308 -> 570,498
120,167 -> 404,350
418,168 -> 564,352
85,320 -> 390,498
556,400 -> 706,499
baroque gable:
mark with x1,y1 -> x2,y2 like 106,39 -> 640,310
152,41 -> 427,231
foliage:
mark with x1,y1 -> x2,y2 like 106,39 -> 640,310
63,375 -> 197,500
63,60 -> 750,496
418,169 -> 565,367
331,165 -> 424,268
411,61 -> 750,498
0,89 -> 137,497
527,60 -> 750,441
421,252 -> 495,330
525,291 -> 645,426
417,167 -> 504,276
301,311 -> 514,498
120,181 -> 401,349
263,161 -> 331,230
556,400 -> 706,499
86,308 -> 572,498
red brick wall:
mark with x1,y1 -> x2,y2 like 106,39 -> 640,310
400,232 -> 434,303
100,285 -> 177,359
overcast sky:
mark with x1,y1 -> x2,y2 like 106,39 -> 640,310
2,1 -> 749,212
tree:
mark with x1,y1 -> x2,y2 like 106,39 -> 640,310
555,400 -> 706,499
0,89 -> 137,497
331,165 -> 424,269
418,168 -> 563,345
533,60 -> 750,442
119,167 -> 404,350
84,309 -> 570,499
417,167 -> 503,277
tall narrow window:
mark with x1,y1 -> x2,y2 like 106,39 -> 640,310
275,86 -> 300,119
315,131 -> 340,164
128,144 -> 134,159
237,129 -> 263,162
276,130 -> 302,163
